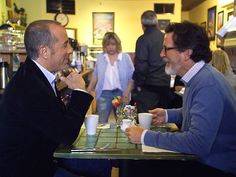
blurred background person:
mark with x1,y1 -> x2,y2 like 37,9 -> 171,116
132,10 -> 171,113
87,32 -> 134,123
211,49 -> 236,93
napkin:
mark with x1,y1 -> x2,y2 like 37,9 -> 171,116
142,145 -> 178,153
81,123 -> 110,129
97,123 -> 110,129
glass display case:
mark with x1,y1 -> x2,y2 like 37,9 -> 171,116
0,28 -> 25,51
88,46 -> 102,60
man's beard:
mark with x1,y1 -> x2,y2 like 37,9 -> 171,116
165,65 -> 177,75
163,58 -> 181,75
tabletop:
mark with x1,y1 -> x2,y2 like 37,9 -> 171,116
54,124 -> 197,161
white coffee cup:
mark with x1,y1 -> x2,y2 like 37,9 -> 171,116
85,114 -> 99,135
138,113 -> 153,129
121,119 -> 132,131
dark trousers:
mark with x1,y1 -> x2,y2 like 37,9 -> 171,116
183,161 -> 235,177
56,159 -> 112,177
54,167 -> 83,177
119,160 -> 235,177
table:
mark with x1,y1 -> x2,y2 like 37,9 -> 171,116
54,124 -> 196,160
54,124 -> 197,177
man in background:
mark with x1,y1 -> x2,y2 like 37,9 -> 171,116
132,10 -> 171,113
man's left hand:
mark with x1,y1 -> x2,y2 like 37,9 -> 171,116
125,126 -> 144,144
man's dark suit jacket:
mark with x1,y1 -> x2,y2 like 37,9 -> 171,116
0,57 -> 93,177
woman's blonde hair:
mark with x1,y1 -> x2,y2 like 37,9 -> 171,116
211,49 -> 232,74
102,32 -> 122,53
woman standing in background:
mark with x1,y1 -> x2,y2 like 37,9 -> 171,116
211,49 -> 236,93
87,32 -> 134,123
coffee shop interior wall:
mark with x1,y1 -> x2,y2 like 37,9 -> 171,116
1,0 -> 181,52
0,0 -> 6,23
182,0 -> 234,50
1,0 -> 234,51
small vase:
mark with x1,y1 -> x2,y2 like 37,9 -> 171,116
115,105 -> 125,127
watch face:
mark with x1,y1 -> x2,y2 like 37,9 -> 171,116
55,13 -> 69,27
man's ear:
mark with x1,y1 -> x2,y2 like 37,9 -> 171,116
38,46 -> 48,59
183,49 -> 193,61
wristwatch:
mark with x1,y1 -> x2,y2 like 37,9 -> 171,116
54,13 -> 69,27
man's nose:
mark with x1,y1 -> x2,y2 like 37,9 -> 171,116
68,44 -> 73,54
160,49 -> 165,58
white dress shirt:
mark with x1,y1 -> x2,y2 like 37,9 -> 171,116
102,53 -> 122,90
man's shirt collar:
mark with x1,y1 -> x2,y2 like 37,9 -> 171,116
181,60 -> 205,84
32,59 -> 57,85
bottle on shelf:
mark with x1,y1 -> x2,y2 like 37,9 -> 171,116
75,54 -> 82,72
71,47 -> 82,72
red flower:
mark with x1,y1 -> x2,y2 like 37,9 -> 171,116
112,96 -> 122,107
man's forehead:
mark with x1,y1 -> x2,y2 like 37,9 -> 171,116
164,32 -> 173,38
50,25 -> 67,40
164,33 -> 174,43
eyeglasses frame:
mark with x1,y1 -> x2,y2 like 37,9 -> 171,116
162,46 -> 178,54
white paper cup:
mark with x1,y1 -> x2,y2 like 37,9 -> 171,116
85,114 -> 99,135
138,113 -> 153,129
121,119 -> 132,131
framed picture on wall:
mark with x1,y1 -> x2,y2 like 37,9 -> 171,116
207,6 -> 216,41
46,0 -> 75,14
227,11 -> 233,21
217,11 -> 224,31
158,19 -> 170,31
92,12 -> 114,45
6,0 -> 11,8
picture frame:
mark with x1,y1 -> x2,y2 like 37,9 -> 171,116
46,0 -> 75,14
92,12 -> 114,45
207,6 -> 216,41
6,0 -> 11,8
66,28 -> 77,40
227,11 -> 233,21
158,19 -> 170,31
217,11 -> 224,31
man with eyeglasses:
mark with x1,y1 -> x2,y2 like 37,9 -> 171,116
132,10 -> 171,113
126,21 -> 236,177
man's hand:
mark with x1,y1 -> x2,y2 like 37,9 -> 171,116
60,72 -> 85,90
149,108 -> 166,126
125,126 -> 145,144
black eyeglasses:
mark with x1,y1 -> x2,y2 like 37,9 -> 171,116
162,46 -> 178,53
